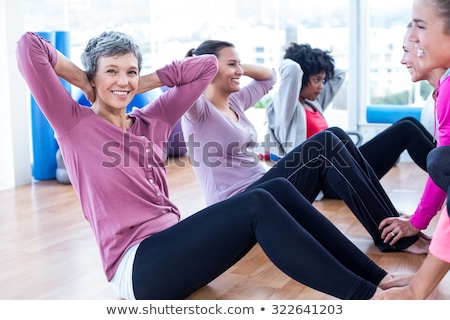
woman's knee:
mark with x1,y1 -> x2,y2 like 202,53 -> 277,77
427,147 -> 450,190
262,177 -> 292,189
427,147 -> 449,171
394,117 -> 425,135
243,187 -> 278,207
327,126 -> 347,137
289,132 -> 327,157
308,129 -> 343,147
396,116 -> 420,125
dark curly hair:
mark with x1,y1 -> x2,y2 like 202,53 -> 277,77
283,43 -> 335,89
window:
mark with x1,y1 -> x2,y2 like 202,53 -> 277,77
23,0 -> 423,121
2,0 -> 423,188
368,0 -> 429,106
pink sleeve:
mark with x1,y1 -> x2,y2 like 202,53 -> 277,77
411,178 -> 446,229
410,75 -> 450,230
139,55 -> 218,125
429,206 -> 450,264
16,32 -> 81,135
437,76 -> 450,147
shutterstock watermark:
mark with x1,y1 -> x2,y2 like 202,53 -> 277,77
100,131 -> 353,169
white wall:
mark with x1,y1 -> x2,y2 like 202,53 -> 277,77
0,0 -> 32,189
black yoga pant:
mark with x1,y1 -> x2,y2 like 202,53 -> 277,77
359,117 -> 435,179
427,145 -> 450,191
132,178 -> 385,300
252,127 -> 419,252
427,146 -> 450,217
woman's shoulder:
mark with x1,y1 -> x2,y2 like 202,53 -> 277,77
183,94 -> 214,121
280,58 -> 301,72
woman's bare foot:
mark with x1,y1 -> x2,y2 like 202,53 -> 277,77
371,286 -> 417,300
402,236 -> 430,254
378,274 -> 394,289
371,287 -> 384,299
378,273 -> 414,290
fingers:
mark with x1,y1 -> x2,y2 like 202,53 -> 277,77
380,217 -> 414,245
389,230 -> 399,245
381,219 -> 420,245
379,218 -> 399,244
379,218 -> 394,238
379,217 -> 394,229
383,229 -> 399,245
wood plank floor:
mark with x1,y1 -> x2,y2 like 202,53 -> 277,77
1,158 -> 449,300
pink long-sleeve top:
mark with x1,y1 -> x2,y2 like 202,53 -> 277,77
16,32 -> 218,280
181,72 -> 276,206
410,71 -> 450,230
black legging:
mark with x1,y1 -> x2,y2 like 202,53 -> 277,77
252,127 -> 418,252
427,145 -> 450,191
427,145 -> 450,217
132,178 -> 386,300
359,117 -> 436,179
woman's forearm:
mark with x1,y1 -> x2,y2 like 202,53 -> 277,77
241,64 -> 273,81
53,51 -> 90,92
409,253 -> 450,299
137,72 -> 164,94
53,51 -> 96,103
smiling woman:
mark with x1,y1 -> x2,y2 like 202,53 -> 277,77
79,31 -> 142,130
16,30 -> 400,301
372,0 -> 450,300
16,30 -> 220,299
409,0 -> 450,69
3,0 -> 450,307
175,38 -> 431,258
1,0 -> 419,190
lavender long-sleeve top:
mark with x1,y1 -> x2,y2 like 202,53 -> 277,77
181,72 -> 276,206
16,32 -> 218,280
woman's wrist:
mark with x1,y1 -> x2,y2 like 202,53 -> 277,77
241,64 -> 273,80
137,73 -> 163,94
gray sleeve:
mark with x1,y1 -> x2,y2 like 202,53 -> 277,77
266,59 -> 307,156
316,68 -> 346,111
272,59 -> 303,126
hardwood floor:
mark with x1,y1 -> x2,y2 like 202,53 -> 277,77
1,158 -> 449,300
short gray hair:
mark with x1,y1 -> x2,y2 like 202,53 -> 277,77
81,31 -> 142,80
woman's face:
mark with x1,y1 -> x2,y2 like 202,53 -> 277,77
212,46 -> 244,94
401,30 -> 428,83
409,0 -> 450,69
299,71 -> 326,102
91,52 -> 139,112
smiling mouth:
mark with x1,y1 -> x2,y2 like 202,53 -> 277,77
112,90 -> 129,95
